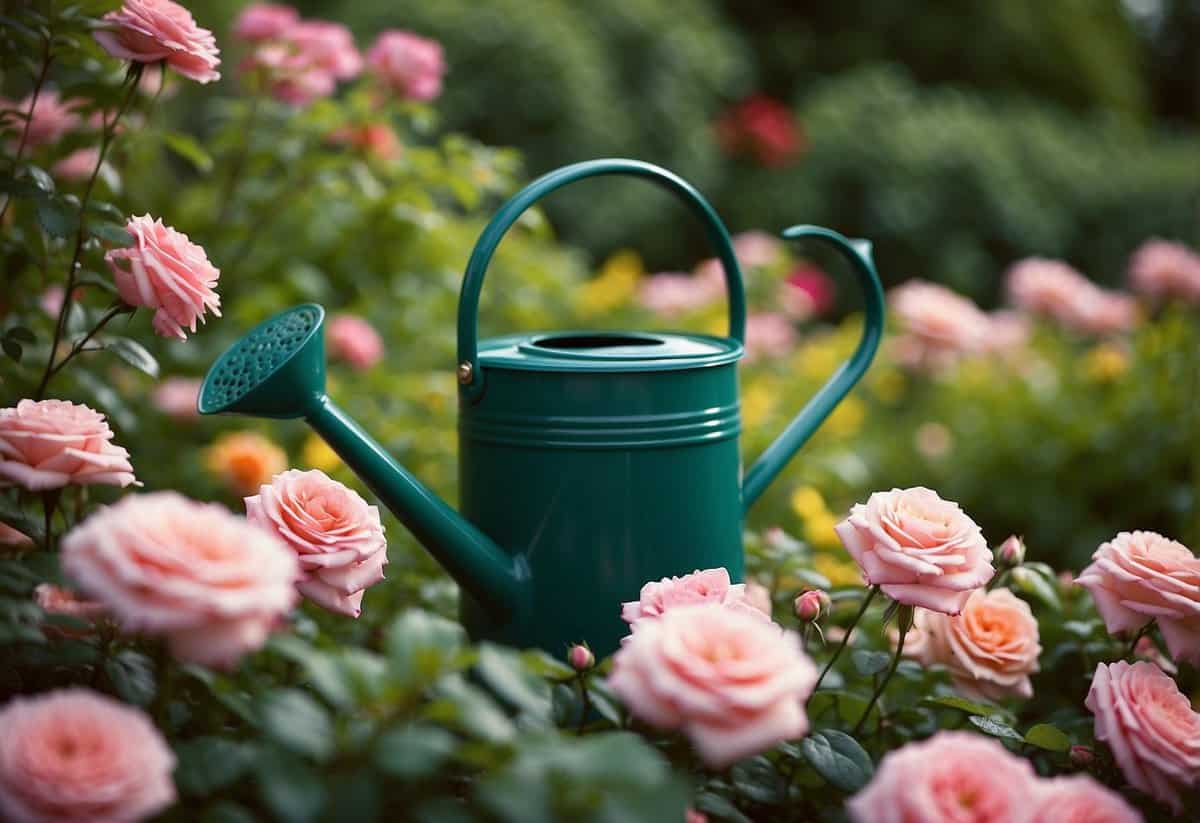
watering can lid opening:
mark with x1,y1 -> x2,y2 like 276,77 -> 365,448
476,330 -> 743,373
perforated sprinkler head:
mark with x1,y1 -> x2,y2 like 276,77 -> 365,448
199,304 -> 327,419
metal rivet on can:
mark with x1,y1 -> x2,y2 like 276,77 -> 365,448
457,361 -> 474,385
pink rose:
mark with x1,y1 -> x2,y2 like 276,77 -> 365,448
232,3 -> 299,43
0,522 -> 33,547
1086,661 -> 1200,812
835,487 -> 994,614
1128,238 -> 1200,304
152,377 -> 202,419
0,90 -> 80,148
366,30 -> 446,101
327,314 -> 384,370
743,581 -> 773,616
1006,258 -> 1137,336
246,469 -> 387,618
731,230 -> 783,269
94,0 -> 221,84
904,588 -> 1041,701
743,312 -> 797,363
105,214 -> 221,340
61,492 -> 299,668
51,147 -> 101,182
1030,775 -> 1144,823
0,400 -> 137,491
847,731 -> 1038,823
287,20 -> 362,79
621,567 -> 769,626
779,265 -> 835,320
637,271 -> 724,316
34,583 -> 107,621
889,279 -> 989,370
244,19 -> 362,106
986,310 -> 1031,355
609,603 -> 817,768
0,688 -> 176,823
1075,530 -> 1200,665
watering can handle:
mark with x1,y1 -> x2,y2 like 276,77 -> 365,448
741,225 -> 885,509
457,158 -> 746,402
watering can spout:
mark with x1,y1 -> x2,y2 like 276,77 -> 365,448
198,304 -> 528,621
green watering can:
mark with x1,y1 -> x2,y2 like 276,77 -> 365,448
199,159 -> 884,657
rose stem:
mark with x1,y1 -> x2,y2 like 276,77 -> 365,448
813,585 -> 877,691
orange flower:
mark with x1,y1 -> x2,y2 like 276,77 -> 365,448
206,431 -> 286,496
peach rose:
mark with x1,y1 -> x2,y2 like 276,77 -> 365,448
205,431 -> 287,497
608,603 -> 817,768
152,377 -> 202,420
0,522 -> 33,547
0,688 -> 176,823
94,0 -> 221,84
61,492 -> 298,668
835,487 -> 994,614
743,581 -> 773,617
366,30 -> 446,101
889,279 -> 989,371
637,271 -> 724,316
904,588 -> 1041,701
621,567 -> 769,626
0,400 -> 137,491
1086,661 -> 1200,813
327,314 -> 385,370
105,214 -> 221,340
246,469 -> 387,618
1075,531 -> 1200,665
1030,775 -> 1144,823
34,583 -> 107,621
232,3 -> 298,42
743,312 -> 798,363
51,147 -> 101,182
1,90 -> 80,148
1006,258 -> 1137,336
1129,238 -> 1200,304
847,730 -> 1038,823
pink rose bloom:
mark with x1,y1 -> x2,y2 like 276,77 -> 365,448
1129,238 -> 1200,304
327,314 -> 385,371
609,603 -> 817,768
904,588 -> 1041,701
1075,530 -> 1200,665
366,30 -> 446,101
1006,258 -> 1137,336
94,0 -> 221,84
51,147 -> 101,182
246,19 -> 362,106
232,3 -> 298,42
105,214 -> 221,340
1,90 -> 80,148
1075,290 -> 1138,336
152,377 -> 202,419
621,567 -> 768,626
1030,775 -> 1144,823
743,312 -> 797,363
835,487 -> 994,614
1086,661 -> 1200,813
986,310 -> 1031,355
847,731 -> 1038,823
779,265 -> 835,320
0,399 -> 137,491
637,271 -> 724,316
0,688 -> 175,823
0,522 -> 32,547
743,581 -> 773,616
246,469 -> 388,618
38,286 -> 65,317
61,492 -> 299,668
731,230 -> 783,269
889,279 -> 989,370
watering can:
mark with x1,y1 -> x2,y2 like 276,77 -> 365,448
199,159 -> 884,657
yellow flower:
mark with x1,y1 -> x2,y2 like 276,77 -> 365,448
1082,342 -> 1129,383
741,381 -> 776,428
302,434 -> 340,472
822,395 -> 866,439
813,554 -> 863,587
804,511 -> 843,551
576,249 -> 641,316
789,485 -> 827,519
794,338 -> 842,381
869,367 -> 906,404
206,431 -> 287,496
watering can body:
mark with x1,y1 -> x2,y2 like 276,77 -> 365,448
199,158 -> 885,659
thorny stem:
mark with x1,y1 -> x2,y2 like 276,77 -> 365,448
35,65 -> 142,400
853,606 -> 912,735
814,586 -> 878,691
0,37 -> 54,224
42,304 -> 129,382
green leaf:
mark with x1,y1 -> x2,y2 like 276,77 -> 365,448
474,643 -> 551,719
201,802 -> 258,823
1,339 -> 21,362
0,561 -> 41,595
260,689 -> 333,761
800,729 -> 874,792
25,165 -> 54,194
385,609 -> 467,686
920,695 -> 1006,717
104,650 -> 156,706
162,131 -> 214,172
1024,723 -> 1071,752
373,723 -> 457,779
1010,567 -> 1061,610
731,756 -> 787,805
431,675 -> 514,744
257,749 -> 326,823
968,715 -> 1025,742
851,649 -> 891,677
4,326 -> 35,344
76,271 -> 118,294
35,197 -> 78,237
100,336 -> 158,377
88,220 -> 133,246
174,737 -> 256,796
694,791 -> 754,823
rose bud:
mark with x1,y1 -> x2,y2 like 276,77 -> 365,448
1069,745 -> 1096,768
794,589 -> 830,623
568,644 -> 594,671
996,535 -> 1026,568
